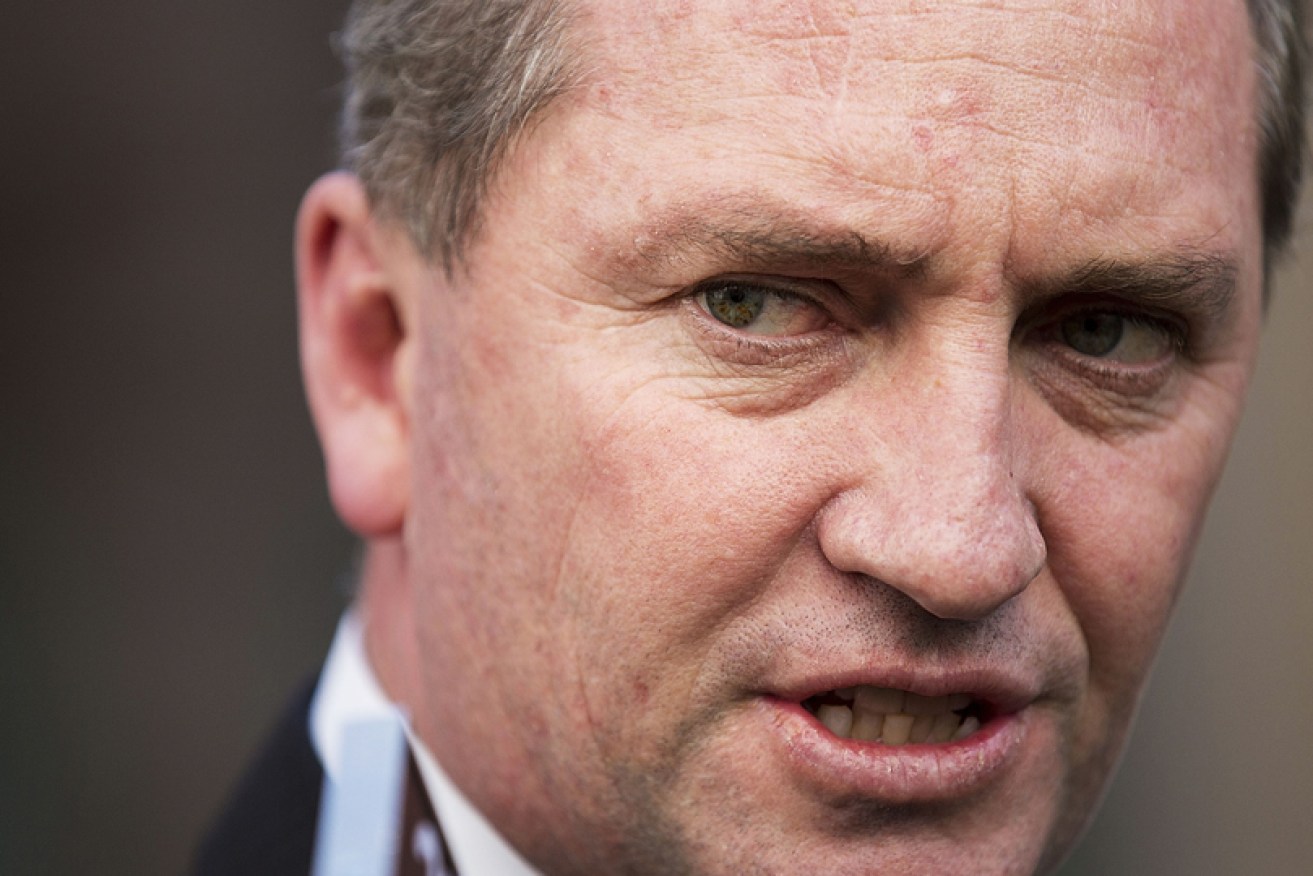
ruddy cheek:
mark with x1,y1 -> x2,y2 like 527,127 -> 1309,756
1069,495 -> 1191,688
1030,430 -> 1187,633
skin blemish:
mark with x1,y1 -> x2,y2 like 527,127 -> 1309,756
932,84 -> 988,124
913,125 -> 934,152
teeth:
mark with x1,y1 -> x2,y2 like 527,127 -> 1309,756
807,685 -> 981,745
816,704 -> 853,738
929,712 -> 961,743
850,709 -> 885,742
881,713 -> 915,745
909,714 -> 936,743
952,716 -> 981,742
855,686 -> 905,714
903,693 -> 946,715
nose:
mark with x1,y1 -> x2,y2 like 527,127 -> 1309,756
816,354 -> 1046,621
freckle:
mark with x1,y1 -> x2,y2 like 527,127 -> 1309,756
913,125 -> 933,152
552,297 -> 581,320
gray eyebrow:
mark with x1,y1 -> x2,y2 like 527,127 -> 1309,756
622,198 -> 931,279
1029,251 -> 1239,322
687,224 -> 930,278
615,195 -> 1239,323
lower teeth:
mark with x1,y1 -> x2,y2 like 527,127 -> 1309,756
808,701 -> 981,745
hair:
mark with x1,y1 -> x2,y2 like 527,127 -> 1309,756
1249,0 -> 1308,269
337,0 -> 1309,271
337,0 -> 580,269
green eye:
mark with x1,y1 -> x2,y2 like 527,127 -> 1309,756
694,279 -> 832,338
1056,310 -> 1176,365
704,283 -> 766,328
1061,312 -> 1124,357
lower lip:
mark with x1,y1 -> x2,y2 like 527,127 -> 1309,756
761,698 -> 1030,803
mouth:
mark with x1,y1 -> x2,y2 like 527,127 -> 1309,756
801,686 -> 990,745
760,673 -> 1042,804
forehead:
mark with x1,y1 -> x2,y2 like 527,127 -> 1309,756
580,0 -> 1255,146
544,0 -> 1260,277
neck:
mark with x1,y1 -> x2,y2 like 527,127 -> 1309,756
357,538 -> 424,717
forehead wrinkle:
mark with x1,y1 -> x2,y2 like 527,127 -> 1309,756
584,3 -> 1245,177
928,104 -> 1210,193
557,0 -> 1258,290
596,0 -> 1248,130
733,1 -> 865,108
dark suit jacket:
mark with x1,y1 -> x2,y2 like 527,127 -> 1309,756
193,678 -> 325,875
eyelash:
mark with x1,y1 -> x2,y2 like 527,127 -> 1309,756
684,278 -> 1193,399
1033,305 -> 1189,393
692,278 -> 827,313
686,278 -> 841,344
685,298 -> 840,368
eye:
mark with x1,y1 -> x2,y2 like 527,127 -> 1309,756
1057,309 -> 1178,365
696,279 -> 830,337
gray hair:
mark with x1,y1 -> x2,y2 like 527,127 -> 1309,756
337,0 -> 1308,271
1250,0 -> 1308,267
337,0 -> 580,269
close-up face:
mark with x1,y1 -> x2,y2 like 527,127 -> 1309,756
390,0 -> 1264,873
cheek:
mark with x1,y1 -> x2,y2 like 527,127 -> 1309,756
405,293 -> 836,744
1040,421 -> 1233,702
552,395 -> 838,736
402,305 -> 599,731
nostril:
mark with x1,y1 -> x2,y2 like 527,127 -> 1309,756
903,569 -> 1035,621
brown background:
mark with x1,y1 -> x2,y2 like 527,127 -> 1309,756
1,3 -> 1309,873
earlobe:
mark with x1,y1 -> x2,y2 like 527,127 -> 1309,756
296,172 -> 412,537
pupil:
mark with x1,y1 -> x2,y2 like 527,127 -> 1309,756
1062,312 -> 1123,357
706,284 -> 765,328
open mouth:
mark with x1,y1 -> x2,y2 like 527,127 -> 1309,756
801,686 -> 987,745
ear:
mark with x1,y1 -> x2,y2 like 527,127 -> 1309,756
296,172 -> 413,537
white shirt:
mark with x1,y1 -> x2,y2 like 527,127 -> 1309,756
310,612 -> 541,876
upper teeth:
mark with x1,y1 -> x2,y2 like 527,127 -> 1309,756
811,686 -> 980,745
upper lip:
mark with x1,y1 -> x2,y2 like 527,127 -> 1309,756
768,664 -> 1042,715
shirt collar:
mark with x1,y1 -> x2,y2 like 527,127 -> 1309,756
310,611 -> 542,876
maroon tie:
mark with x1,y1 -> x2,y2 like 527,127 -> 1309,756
398,749 -> 459,876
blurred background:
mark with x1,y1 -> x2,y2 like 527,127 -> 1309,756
1,2 -> 1309,873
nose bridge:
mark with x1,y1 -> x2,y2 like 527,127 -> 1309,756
819,334 -> 1046,621
911,346 -> 1016,514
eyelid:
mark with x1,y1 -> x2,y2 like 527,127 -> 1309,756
1020,300 -> 1188,403
1022,296 -> 1189,351
680,275 -> 853,370
691,274 -> 825,300
687,273 -> 859,323
691,275 -> 847,340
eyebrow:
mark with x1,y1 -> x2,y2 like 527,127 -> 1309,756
623,202 -> 931,280
1028,251 -> 1239,322
614,195 -> 1240,320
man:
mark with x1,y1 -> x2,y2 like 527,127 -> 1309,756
198,0 -> 1307,873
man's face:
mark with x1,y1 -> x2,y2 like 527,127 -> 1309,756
396,1 -> 1262,872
